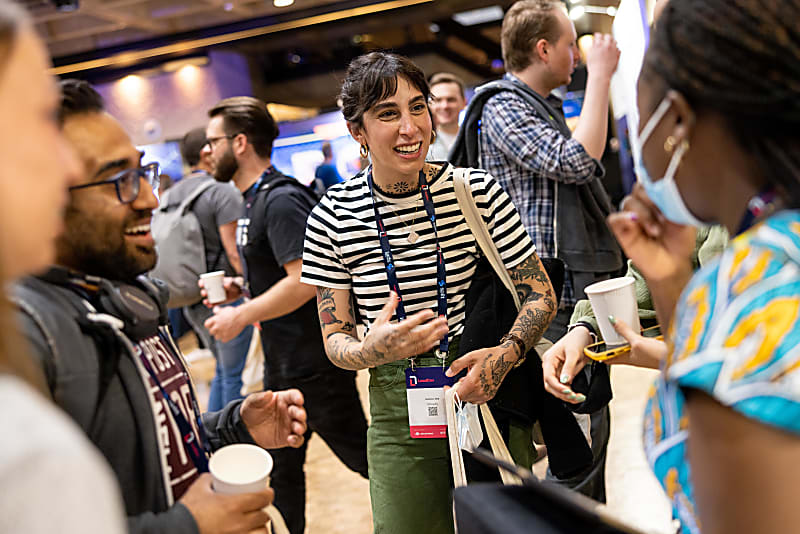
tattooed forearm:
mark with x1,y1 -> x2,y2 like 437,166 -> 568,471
477,351 -> 515,396
325,332 -> 368,370
324,331 -> 391,370
506,253 -> 558,350
510,307 -> 553,350
509,254 -> 550,285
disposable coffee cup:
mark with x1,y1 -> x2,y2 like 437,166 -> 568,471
209,443 -> 273,494
209,444 -> 289,534
200,270 -> 226,305
584,276 -> 641,347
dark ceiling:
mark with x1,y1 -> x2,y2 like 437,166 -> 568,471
23,0 -> 620,108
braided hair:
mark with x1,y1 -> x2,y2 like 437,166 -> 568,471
642,0 -> 800,207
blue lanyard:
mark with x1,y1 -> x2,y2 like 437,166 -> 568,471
137,331 -> 211,473
366,168 -> 449,357
237,167 -> 275,296
66,280 -> 211,472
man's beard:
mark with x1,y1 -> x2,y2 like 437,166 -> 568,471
214,146 -> 239,183
56,205 -> 157,282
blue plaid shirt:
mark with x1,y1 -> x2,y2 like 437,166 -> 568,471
478,74 -> 603,306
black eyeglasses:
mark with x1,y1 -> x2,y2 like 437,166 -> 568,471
205,132 -> 242,149
69,162 -> 160,204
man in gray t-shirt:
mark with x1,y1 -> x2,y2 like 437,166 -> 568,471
173,128 -> 253,411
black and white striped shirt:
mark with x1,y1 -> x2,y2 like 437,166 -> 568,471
301,163 -> 535,341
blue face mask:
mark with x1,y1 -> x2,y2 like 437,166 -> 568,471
632,97 -> 707,228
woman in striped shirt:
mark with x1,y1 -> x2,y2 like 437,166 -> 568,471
300,52 -> 557,533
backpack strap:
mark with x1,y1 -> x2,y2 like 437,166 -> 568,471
256,175 -> 320,204
448,78 -> 571,168
452,167 -> 521,310
159,178 -> 220,273
157,178 -> 216,217
11,276 -> 125,435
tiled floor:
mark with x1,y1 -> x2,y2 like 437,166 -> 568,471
185,337 -> 675,534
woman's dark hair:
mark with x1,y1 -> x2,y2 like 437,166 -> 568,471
643,0 -> 800,207
340,52 -> 431,128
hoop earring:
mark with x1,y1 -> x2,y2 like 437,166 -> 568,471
431,130 -> 437,144
664,135 -> 677,153
360,144 -> 369,158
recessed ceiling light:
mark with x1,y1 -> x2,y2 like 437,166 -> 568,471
569,5 -> 586,19
452,6 -> 504,26
570,5 -> 619,19
274,0 -> 294,7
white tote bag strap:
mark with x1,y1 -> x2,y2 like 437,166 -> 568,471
451,167 -> 521,311
479,403 -> 522,485
445,387 -> 522,487
446,387 -> 468,488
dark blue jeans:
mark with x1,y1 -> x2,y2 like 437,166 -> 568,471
184,299 -> 253,411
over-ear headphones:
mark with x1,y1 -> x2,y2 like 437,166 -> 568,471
40,267 -> 168,340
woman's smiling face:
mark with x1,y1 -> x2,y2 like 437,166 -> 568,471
350,75 -> 433,183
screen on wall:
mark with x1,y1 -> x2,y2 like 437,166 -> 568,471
271,110 -> 362,186
139,140 -> 183,183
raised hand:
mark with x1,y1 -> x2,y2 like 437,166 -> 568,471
240,390 -> 307,449
361,292 -> 449,364
608,182 -> 696,284
586,33 -> 620,81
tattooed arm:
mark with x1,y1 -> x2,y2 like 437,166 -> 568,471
316,287 -> 450,371
445,252 -> 557,404
507,252 -> 558,352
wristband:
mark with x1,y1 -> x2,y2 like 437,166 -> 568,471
567,321 -> 598,343
499,333 -> 527,366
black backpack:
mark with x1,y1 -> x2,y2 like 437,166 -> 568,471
254,175 -> 320,207
448,78 -> 572,168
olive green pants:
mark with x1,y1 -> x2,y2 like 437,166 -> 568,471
367,347 -> 460,534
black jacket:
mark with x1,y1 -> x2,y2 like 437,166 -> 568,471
12,273 -> 257,534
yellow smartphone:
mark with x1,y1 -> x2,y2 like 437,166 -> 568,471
583,325 -> 664,362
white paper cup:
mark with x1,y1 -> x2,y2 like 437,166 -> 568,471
584,277 -> 641,347
200,270 -> 226,305
209,444 -> 272,494
209,444 -> 290,534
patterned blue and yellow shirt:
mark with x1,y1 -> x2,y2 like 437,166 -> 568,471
644,210 -> 800,534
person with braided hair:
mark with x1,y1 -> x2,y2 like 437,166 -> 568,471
604,0 -> 800,532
